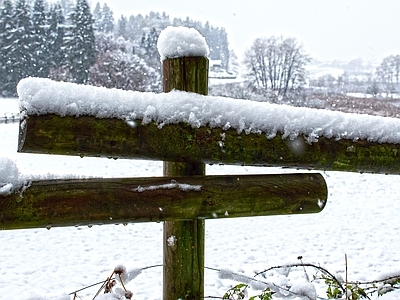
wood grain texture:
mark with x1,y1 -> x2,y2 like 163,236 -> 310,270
18,114 -> 400,174
0,173 -> 327,230
162,55 -> 206,300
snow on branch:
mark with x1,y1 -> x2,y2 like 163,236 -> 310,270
17,77 -> 400,144
157,26 -> 209,61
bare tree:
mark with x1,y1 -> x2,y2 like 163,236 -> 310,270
243,36 -> 310,99
376,55 -> 400,95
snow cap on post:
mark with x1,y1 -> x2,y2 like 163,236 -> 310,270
157,26 -> 209,61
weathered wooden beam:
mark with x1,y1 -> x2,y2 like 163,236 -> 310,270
19,114 -> 400,174
0,173 -> 327,230
163,56 -> 209,95
161,56 -> 209,300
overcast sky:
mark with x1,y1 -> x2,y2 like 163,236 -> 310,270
96,0 -> 400,62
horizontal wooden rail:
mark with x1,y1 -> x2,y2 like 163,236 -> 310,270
19,114 -> 400,174
0,173 -> 327,230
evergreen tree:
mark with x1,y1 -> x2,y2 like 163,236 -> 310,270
0,0 -> 15,95
0,6 -> 237,95
171,16 -> 231,71
117,14 -> 127,39
134,26 -> 161,89
10,0 -> 34,92
202,25 -> 230,67
145,27 -> 159,49
92,2 -> 102,31
142,27 -> 160,68
203,21 -> 211,41
59,0 -> 73,20
47,3 -> 66,69
68,0 -> 96,84
92,2 -> 114,33
31,0 -> 49,78
101,3 -> 113,33
126,14 -> 143,41
216,28 -> 230,69
139,31 -> 146,48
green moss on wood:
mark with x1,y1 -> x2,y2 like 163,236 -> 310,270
0,173 -> 327,230
162,56 -> 209,95
19,114 -> 400,174
162,56 -> 208,300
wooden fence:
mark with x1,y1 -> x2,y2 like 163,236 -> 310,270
0,113 -> 19,124
0,58 -> 328,300
2,33 -> 400,299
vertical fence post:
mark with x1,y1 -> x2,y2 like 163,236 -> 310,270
162,56 -> 209,300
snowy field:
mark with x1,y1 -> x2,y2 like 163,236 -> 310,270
1,97 -> 400,299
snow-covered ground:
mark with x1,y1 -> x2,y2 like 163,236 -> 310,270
1,98 -> 400,299
0,97 -> 19,123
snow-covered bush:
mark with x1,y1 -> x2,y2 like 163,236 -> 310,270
88,33 -> 160,92
218,259 -> 400,300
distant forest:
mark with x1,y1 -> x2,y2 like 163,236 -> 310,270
0,0 -> 233,96
2,0 -> 399,106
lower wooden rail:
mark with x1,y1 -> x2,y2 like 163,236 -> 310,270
0,173 -> 327,230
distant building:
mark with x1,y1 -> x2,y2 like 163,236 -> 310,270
209,60 -> 236,79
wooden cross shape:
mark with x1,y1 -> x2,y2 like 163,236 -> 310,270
1,55 -> 328,299
4,33 -> 400,299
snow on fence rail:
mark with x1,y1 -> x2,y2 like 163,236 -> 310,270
17,77 -> 400,145
1,26 -> 400,300
16,75 -> 400,174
